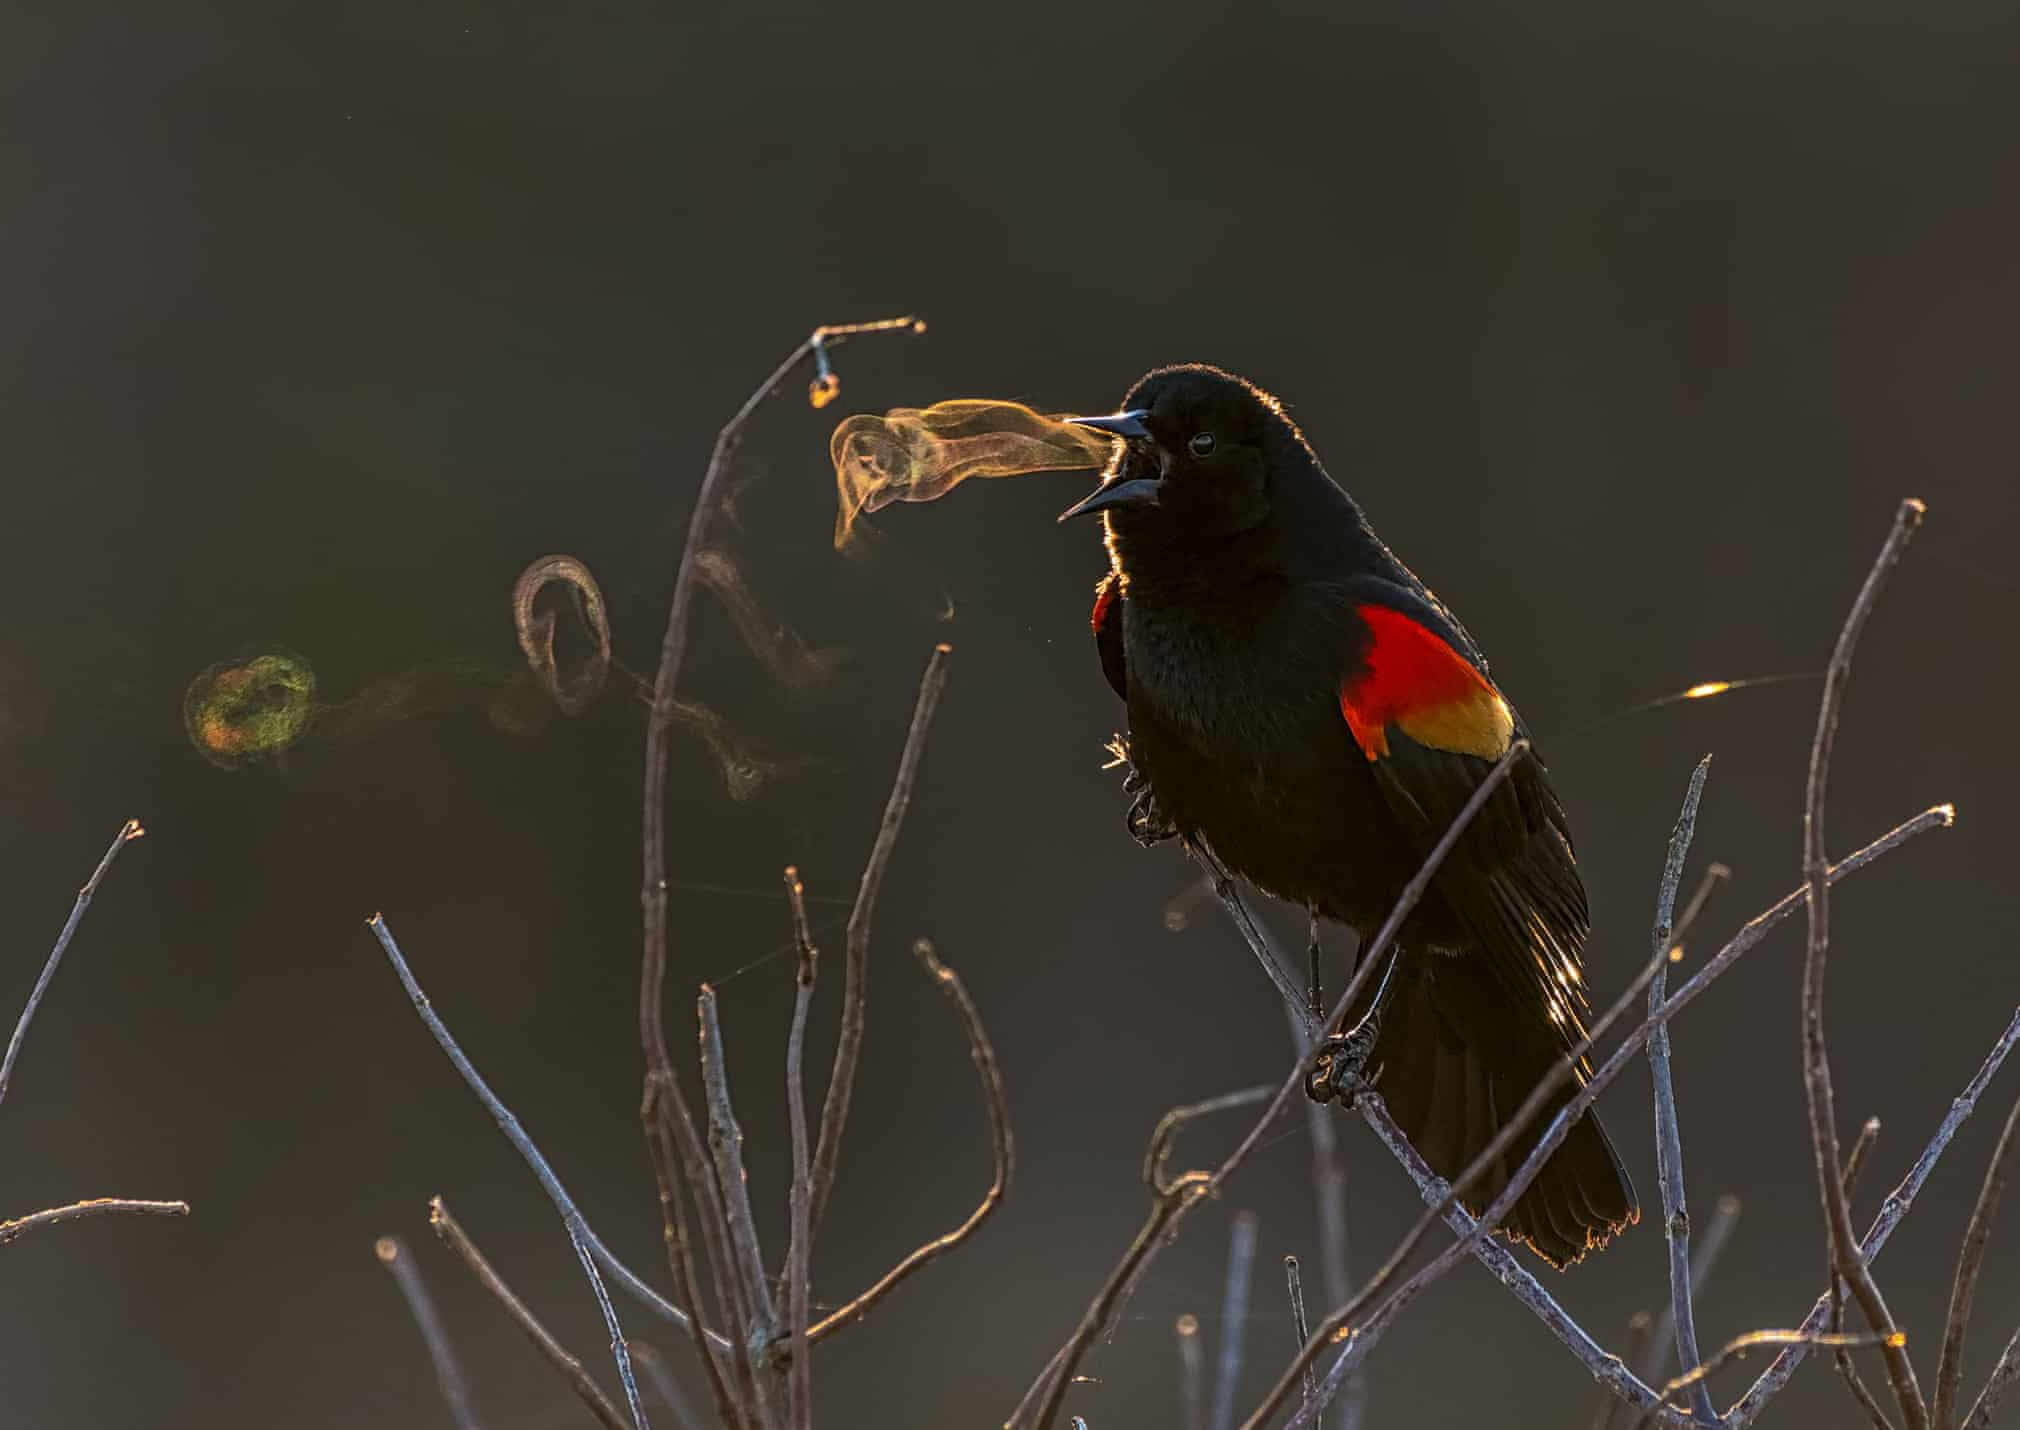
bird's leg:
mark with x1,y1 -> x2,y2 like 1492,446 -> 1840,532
1304,909 -> 1325,1023
1305,942 -> 1402,1106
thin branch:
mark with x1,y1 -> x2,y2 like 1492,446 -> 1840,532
641,1078 -> 745,1429
625,1342 -> 705,1430
1844,1117 -> 1884,1203
1284,1257 -> 1314,1414
1727,1002 -> 2020,1426
1800,498 -> 1929,1430
651,1067 -> 763,1417
1291,1048 -> 1361,1430
1209,1212 -> 1259,1430
1834,1124 -> 1898,1430
369,917 -> 649,1430
0,1197 -> 187,1245
1011,1085 -> 1273,1430
1660,1328 -> 1902,1409
1645,756 -> 1719,1426
1178,1315 -> 1206,1430
807,642 -> 952,1242
1602,1313 -> 1658,1430
697,985 -> 775,1342
1284,804 -> 1952,1430
1,818 -> 144,1109
808,937 -> 1011,1342
1635,1194 -> 1743,1402
1963,1323 -> 2020,1429
781,867 -> 816,1430
429,1198 -> 629,1430
1936,1089 -> 2020,1429
377,1235 -> 483,1430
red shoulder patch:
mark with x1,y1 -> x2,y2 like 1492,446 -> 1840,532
1091,576 -> 1118,636
1340,604 -> 1514,760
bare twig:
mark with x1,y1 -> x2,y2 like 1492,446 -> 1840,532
808,937 -> 1011,1343
641,1079 -> 744,1429
808,643 -> 952,1242
1963,1323 -> 2020,1429
698,985 -> 775,1343
1209,1212 -> 1259,1430
1935,1090 -> 2020,1429
1636,1194 -> 1743,1401
1844,1117 -> 1884,1204
650,1068 -> 762,1418
1645,756 -> 1719,1425
377,1235 -> 483,1430
1178,1315 -> 1206,1430
1,818 -> 144,1109
1800,498 -> 1929,1430
0,1197 -> 187,1245
1727,1002 -> 2020,1425
429,1198 -> 629,1430
1284,1257 -> 1314,1413
1602,1313 -> 1659,1430
1280,1001 -> 1359,1430
1011,1085 -> 1273,1430
1833,1124 -> 1898,1430
1660,1328 -> 1902,1409
369,917 -> 649,1430
625,1341 -> 705,1430
781,868 -> 817,1430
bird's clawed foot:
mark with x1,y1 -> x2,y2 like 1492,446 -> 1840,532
1117,749 -> 1177,848
1306,1021 -> 1379,1106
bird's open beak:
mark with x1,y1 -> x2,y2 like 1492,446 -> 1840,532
1066,409 -> 1151,441
1058,410 -> 1159,522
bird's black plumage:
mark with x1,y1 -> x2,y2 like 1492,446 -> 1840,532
1070,364 -> 1636,1268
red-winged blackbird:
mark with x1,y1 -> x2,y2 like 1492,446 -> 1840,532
1061,364 -> 1637,1268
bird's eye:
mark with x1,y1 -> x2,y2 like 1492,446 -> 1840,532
1188,432 -> 1216,456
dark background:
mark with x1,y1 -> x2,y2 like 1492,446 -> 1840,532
4,3 -> 2017,1426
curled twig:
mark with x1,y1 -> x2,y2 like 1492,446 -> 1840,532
808,937 -> 1011,1343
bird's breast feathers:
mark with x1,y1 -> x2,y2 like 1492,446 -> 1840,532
1339,603 -> 1514,761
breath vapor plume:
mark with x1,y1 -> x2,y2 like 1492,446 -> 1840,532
830,399 -> 1113,545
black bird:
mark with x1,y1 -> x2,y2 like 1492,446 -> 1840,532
1061,363 -> 1636,1268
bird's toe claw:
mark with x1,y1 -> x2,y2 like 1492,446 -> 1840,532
1126,785 -> 1178,848
1306,1025 -> 1378,1106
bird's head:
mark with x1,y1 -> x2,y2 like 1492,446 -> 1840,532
1058,364 -> 1296,540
